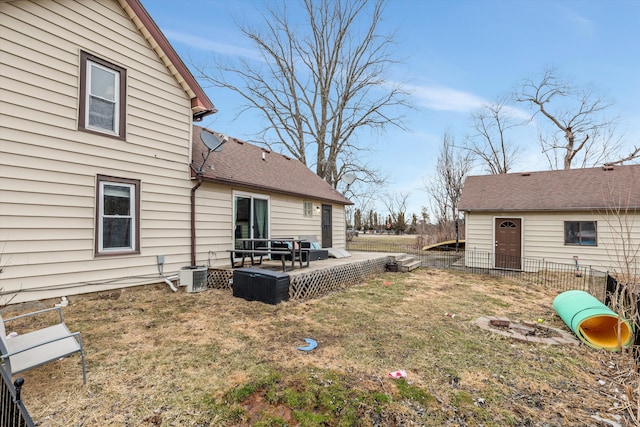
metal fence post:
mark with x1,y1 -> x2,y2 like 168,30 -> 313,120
0,369 -> 35,427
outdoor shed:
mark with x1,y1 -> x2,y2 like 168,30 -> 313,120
458,165 -> 640,274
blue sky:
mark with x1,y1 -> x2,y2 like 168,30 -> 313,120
143,0 -> 640,217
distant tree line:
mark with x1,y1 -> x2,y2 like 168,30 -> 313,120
350,207 -> 430,237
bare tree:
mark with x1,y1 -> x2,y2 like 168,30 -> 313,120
515,67 -> 639,169
426,131 -> 473,240
334,149 -> 387,206
380,190 -> 409,232
340,165 -> 381,235
599,189 -> 640,421
195,0 -> 410,188
346,181 -> 378,219
465,98 -> 525,174
413,206 -> 432,246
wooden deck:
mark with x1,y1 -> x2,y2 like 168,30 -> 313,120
208,251 -> 396,300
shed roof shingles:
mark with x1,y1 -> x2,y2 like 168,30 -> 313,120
458,165 -> 640,212
192,126 -> 352,205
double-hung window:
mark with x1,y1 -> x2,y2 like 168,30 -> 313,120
96,175 -> 140,255
79,51 -> 126,138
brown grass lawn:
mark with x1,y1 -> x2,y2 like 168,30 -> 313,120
8,268 -> 638,426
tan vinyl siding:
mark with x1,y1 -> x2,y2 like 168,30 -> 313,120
463,210 -> 640,273
332,205 -> 346,249
193,186 -> 346,268
193,184 -> 234,267
0,0 -> 195,302
270,195 -> 322,239
598,212 -> 640,278
271,195 -> 345,249
523,211 -> 640,272
464,212 -> 495,253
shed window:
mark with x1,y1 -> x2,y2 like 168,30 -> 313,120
303,201 -> 313,217
564,221 -> 597,246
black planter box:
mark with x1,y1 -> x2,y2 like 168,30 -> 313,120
232,268 -> 290,304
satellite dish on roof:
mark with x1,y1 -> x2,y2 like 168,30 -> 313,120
343,174 -> 356,185
200,130 -> 228,152
193,130 -> 229,175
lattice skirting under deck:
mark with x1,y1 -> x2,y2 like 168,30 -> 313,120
208,269 -> 234,290
207,256 -> 390,300
289,257 -> 388,300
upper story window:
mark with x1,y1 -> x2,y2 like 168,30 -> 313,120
564,221 -> 597,246
96,175 -> 140,255
79,51 -> 126,139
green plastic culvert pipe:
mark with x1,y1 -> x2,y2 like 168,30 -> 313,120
553,290 -> 633,351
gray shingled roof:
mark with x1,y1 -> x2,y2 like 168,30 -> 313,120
192,126 -> 352,205
458,165 -> 640,212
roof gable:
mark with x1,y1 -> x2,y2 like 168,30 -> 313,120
119,0 -> 215,119
192,126 -> 352,205
459,165 -> 640,212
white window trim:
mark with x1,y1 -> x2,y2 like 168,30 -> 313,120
98,180 -> 136,254
86,60 -> 120,135
79,51 -> 126,139
303,201 -> 313,217
232,190 -> 271,241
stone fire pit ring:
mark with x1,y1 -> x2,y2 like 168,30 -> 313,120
475,316 -> 579,345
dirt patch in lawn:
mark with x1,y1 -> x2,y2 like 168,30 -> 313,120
7,268 -> 638,426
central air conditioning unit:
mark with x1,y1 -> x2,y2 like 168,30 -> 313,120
179,266 -> 208,293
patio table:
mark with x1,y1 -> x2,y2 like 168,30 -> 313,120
228,238 -> 309,271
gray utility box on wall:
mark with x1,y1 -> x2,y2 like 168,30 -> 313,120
232,268 -> 290,305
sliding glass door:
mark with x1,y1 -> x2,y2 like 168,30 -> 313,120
234,194 -> 269,249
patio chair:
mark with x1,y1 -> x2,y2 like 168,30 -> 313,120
0,307 -> 86,384
298,236 -> 329,261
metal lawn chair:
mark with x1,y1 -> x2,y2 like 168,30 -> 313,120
0,307 -> 86,384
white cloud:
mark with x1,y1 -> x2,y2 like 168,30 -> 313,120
560,6 -> 595,38
408,83 -> 486,113
501,104 -> 534,122
163,30 -> 262,62
406,83 -> 533,123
